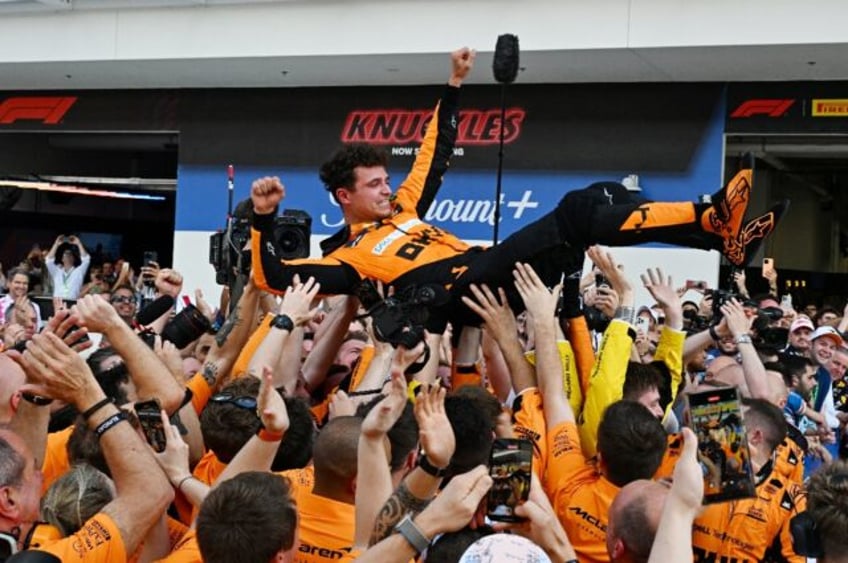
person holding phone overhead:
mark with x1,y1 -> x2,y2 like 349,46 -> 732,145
45,234 -> 90,300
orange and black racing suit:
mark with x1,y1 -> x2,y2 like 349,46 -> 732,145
251,85 -> 726,329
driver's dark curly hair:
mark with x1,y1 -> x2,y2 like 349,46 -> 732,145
319,143 -> 389,202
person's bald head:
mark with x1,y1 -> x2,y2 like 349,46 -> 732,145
607,479 -> 669,562
312,416 -> 362,495
765,370 -> 789,409
0,354 -> 26,423
705,358 -> 750,397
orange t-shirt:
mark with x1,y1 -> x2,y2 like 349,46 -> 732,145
33,513 -> 126,562
545,421 -> 617,563
155,529 -> 202,563
293,488 -> 355,563
40,425 -> 74,495
511,388 -> 547,481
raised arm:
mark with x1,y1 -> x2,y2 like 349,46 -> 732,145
74,295 -> 185,414
18,332 -> 173,555
641,268 -> 686,414
722,298 -> 768,399
513,263 -> 573,428
247,276 -> 319,391
462,283 -> 535,393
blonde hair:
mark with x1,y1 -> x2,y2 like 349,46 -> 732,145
40,463 -> 114,536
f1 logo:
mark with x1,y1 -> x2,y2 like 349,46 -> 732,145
0,96 -> 77,124
730,99 -> 794,118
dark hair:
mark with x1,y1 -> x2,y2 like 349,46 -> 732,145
67,410 -> 139,478
741,397 -> 787,452
776,354 -> 815,386
7,267 -> 30,284
197,472 -> 297,563
814,306 -> 839,326
312,416 -> 361,487
806,460 -> 848,559
597,401 -> 667,487
55,243 -> 81,267
427,526 -> 494,563
356,395 -> 418,472
200,378 -> 263,463
444,391 -> 496,476
622,362 -> 663,402
271,396 -> 315,472
86,348 -> 130,403
319,144 -> 389,202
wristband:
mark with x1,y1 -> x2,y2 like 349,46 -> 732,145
735,333 -> 753,345
94,411 -> 128,439
258,428 -> 285,442
179,388 -> 194,410
394,514 -> 431,554
82,397 -> 113,420
20,392 -> 54,406
417,454 -> 447,478
708,324 -> 720,342
176,475 -> 195,493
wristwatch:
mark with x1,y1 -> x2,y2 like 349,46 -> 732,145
271,314 -> 294,332
417,454 -> 447,478
734,333 -> 753,345
394,514 -> 430,554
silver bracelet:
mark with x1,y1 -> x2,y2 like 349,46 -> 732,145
615,305 -> 635,325
735,333 -> 753,345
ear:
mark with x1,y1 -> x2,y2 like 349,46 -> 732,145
404,449 -> 417,473
9,392 -> 21,414
335,188 -> 351,205
0,486 -> 20,521
611,538 -> 626,560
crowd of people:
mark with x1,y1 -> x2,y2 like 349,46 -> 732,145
1,47 -> 847,563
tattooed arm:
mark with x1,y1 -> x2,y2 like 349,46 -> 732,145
361,384 -> 456,548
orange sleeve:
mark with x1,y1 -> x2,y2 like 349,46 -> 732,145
347,345 -> 375,391
511,388 -> 547,481
186,372 -> 213,415
229,313 -> 275,379
35,513 -> 126,562
41,426 -> 73,495
544,421 -> 595,510
566,315 -> 595,397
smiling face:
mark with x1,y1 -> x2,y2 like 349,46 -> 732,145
335,166 -> 393,224
7,273 -> 28,299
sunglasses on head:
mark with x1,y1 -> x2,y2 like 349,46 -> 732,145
209,394 -> 257,411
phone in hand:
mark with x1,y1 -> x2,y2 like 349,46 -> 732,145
762,257 -> 775,278
487,438 -> 533,522
685,386 -> 755,504
595,273 -> 611,289
685,280 -> 708,291
635,316 -> 651,334
143,251 -> 159,268
135,398 -> 167,453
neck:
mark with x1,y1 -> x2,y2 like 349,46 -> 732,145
312,480 -> 354,505
0,520 -> 30,551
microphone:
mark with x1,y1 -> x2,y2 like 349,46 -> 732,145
492,34 -> 520,84
136,295 -> 175,326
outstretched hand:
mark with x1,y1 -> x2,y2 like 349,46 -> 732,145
461,284 -> 518,343
414,383 -> 454,470
513,262 -> 561,323
449,47 -> 476,86
361,372 -> 408,439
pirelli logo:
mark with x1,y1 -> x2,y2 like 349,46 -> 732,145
811,98 -> 848,116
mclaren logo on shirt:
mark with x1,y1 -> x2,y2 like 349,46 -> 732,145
567,506 -> 607,533
297,542 -> 352,559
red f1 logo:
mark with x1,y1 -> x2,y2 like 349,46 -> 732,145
0,96 -> 77,124
730,99 -> 794,118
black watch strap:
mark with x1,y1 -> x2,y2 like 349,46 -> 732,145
417,454 -> 447,478
271,314 -> 294,332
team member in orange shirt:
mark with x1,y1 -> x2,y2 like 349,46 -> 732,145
514,262 -> 667,563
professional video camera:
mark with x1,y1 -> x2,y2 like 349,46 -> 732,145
355,280 -> 449,350
209,202 -> 312,286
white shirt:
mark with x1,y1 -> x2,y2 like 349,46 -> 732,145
46,255 -> 91,300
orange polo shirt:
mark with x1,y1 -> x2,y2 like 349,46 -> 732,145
33,513 -> 126,562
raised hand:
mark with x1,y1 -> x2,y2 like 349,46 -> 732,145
513,262 -> 560,322
449,47 -> 476,86
155,268 -> 184,298
361,372 -> 408,439
73,294 -> 122,334
719,298 -> 752,339
152,410 -> 191,484
280,275 -> 321,326
593,286 -> 620,319
16,332 -> 98,404
461,283 -> 518,344
251,176 -> 285,215
414,383 -> 455,470
587,245 -> 631,295
641,268 -> 683,330
257,366 -> 289,435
